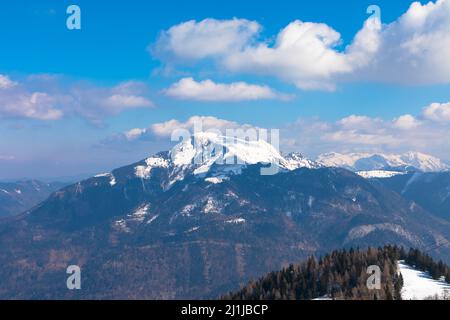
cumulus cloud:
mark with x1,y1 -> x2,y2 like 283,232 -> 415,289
422,102 -> 450,122
282,109 -> 450,159
153,18 -> 260,62
355,0 -> 450,85
116,115 -> 257,143
0,75 -> 152,122
164,78 -> 288,101
224,19 -> 381,90
153,0 -> 450,90
0,75 -> 63,120
393,114 -> 421,129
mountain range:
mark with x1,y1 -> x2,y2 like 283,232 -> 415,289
316,151 -> 449,173
0,133 -> 450,299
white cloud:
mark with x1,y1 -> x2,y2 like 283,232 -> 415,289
68,81 -> 153,122
103,94 -> 153,109
118,115 -> 256,142
153,18 -> 260,62
151,115 -> 255,138
0,75 -> 153,122
337,115 -> 380,129
393,114 -> 421,129
124,128 -> 147,141
422,102 -> 450,122
153,0 -> 450,89
282,109 -> 450,159
324,130 -> 399,147
0,74 -> 62,120
356,0 -> 450,85
0,75 -> 17,89
0,75 -> 64,120
224,20 -> 379,90
154,17 -> 380,90
164,78 -> 287,101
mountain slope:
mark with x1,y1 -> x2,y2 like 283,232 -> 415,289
0,180 -> 66,218
371,172 -> 450,222
0,134 -> 450,299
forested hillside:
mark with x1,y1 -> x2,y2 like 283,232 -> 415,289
223,246 -> 450,300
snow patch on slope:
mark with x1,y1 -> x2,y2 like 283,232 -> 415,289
128,204 -> 150,222
345,224 -> 419,244
225,218 -> 246,224
399,261 -> 450,300
205,175 -> 229,184
94,172 -> 117,186
135,156 -> 170,179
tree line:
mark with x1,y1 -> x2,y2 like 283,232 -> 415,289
222,245 -> 450,300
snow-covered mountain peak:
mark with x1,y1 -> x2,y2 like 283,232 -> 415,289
169,131 -> 286,171
316,152 -> 369,169
399,151 -> 449,172
131,132 -> 320,186
284,152 -> 320,170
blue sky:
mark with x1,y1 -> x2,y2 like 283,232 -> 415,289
1,0 -> 450,180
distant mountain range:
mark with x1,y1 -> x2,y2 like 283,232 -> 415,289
316,151 -> 449,173
0,133 -> 449,299
0,180 -> 67,218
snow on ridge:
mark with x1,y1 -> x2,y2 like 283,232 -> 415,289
94,172 -> 117,186
399,261 -> 450,300
94,173 -> 111,178
356,170 -> 406,179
